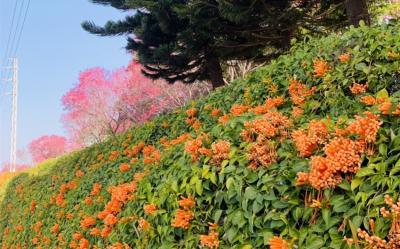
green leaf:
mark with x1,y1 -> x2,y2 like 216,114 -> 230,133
244,186 -> 257,200
376,88 -> 389,99
356,167 -> 375,177
351,178 -> 363,191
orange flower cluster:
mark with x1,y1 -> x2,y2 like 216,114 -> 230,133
296,137 -> 366,189
379,100 -> 392,115
144,203 -> 158,215
97,181 -> 137,236
230,104 -> 249,116
269,236 -> 290,249
292,107 -> 303,118
211,108 -> 221,117
361,95 -> 377,105
339,53 -> 351,62
200,223 -> 220,249
186,108 -> 197,117
242,118 -> 276,141
119,163 -> 131,172
296,112 -> 383,190
142,145 -> 161,165
172,196 -> 196,229
350,83 -> 368,94
107,242 -> 132,249
75,170 -> 85,177
345,211 -> 398,249
90,183 -> 102,196
138,218 -> 151,231
288,79 -> 316,105
51,180 -> 78,206
313,59 -> 330,77
247,138 -> 277,169
124,141 -> 145,158
184,134 -> 211,160
243,111 -> 291,143
50,223 -> 59,234
160,133 -> 192,148
80,216 -> 96,230
292,120 -> 329,157
346,111 -> 382,143
30,199 -> 37,213
210,140 -> 230,166
109,151 -> 120,161
249,96 -> 285,115
218,114 -> 230,124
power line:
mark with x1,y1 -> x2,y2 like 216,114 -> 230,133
10,0 -> 31,58
7,0 -> 27,62
1,0 -> 19,69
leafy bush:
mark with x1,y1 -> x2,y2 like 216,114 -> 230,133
0,22 -> 400,249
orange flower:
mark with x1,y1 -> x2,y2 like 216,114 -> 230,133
292,120 -> 329,157
15,224 -> 24,232
247,138 -> 277,169
171,209 -> 194,229
73,232 -> 83,241
269,236 -> 290,249
324,137 -> 362,173
75,170 -> 84,177
230,104 -> 249,116
66,213 -> 74,219
200,224 -> 220,248
144,204 -> 158,215
295,172 -> 309,186
90,183 -> 102,196
288,79 -> 316,105
350,83 -> 368,94
393,103 -> 400,115
379,101 -> 392,115
80,216 -> 96,230
90,228 -> 101,237
339,53 -> 351,62
218,114 -> 230,124
84,197 -> 93,205
292,107 -> 303,118
346,111 -> 382,143
265,96 -> 285,109
211,140 -> 230,166
307,156 -> 342,190
30,199 -> 37,213
178,196 -> 196,210
138,218 -> 151,231
119,163 -> 131,172
313,59 -> 330,77
79,238 -> 90,249
211,108 -> 221,117
361,95 -> 376,105
101,226 -> 112,238
186,108 -> 197,117
104,214 -> 119,226
50,223 -> 60,234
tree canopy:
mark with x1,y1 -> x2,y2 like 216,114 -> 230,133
82,0 -> 369,88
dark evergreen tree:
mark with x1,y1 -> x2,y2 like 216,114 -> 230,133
81,0 -> 355,88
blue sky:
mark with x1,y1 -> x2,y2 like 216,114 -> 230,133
0,0 -> 131,168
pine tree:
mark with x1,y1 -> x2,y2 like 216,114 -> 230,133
82,0 -> 354,88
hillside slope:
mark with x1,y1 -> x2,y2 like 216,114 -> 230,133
1,23 -> 400,249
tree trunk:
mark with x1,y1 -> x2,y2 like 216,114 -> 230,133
205,51 -> 225,89
344,0 -> 371,27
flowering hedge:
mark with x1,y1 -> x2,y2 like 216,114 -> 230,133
1,22 -> 400,249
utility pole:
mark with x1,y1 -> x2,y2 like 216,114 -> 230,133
10,58 -> 18,173
2,58 -> 19,172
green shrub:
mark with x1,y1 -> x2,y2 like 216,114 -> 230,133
0,22 -> 400,249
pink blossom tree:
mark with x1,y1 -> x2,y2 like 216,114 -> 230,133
62,59 -> 210,148
28,135 -> 67,163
